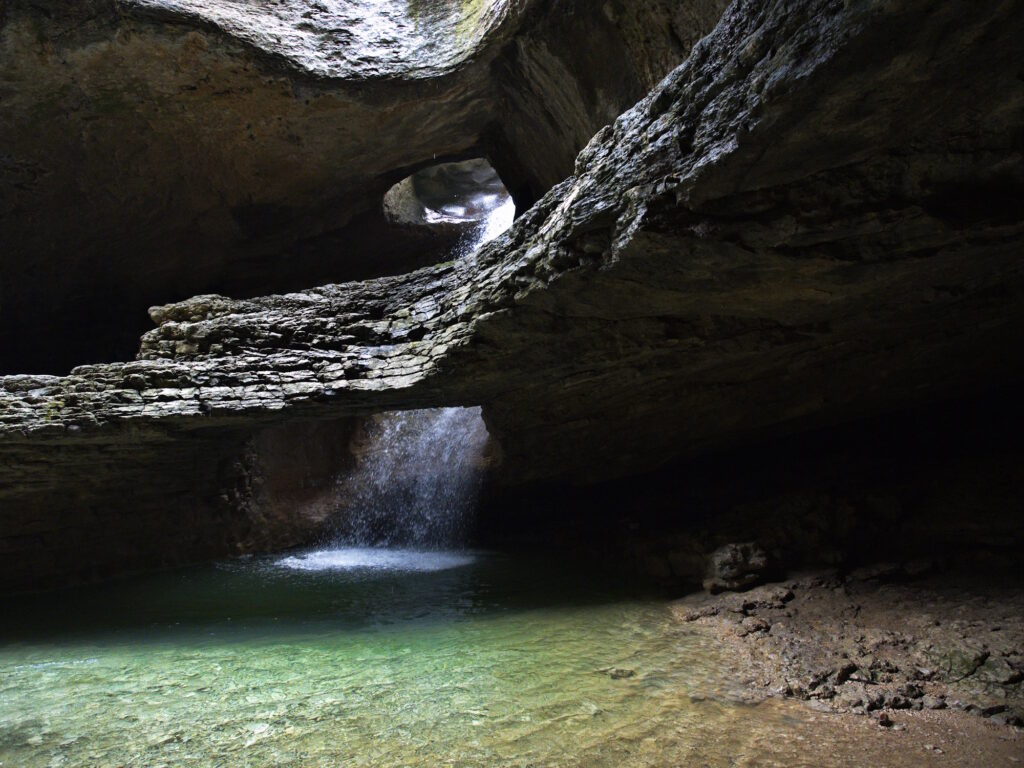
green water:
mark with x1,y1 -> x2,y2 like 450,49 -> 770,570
0,548 -> 802,767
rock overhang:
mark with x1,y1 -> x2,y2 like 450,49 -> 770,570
4,0 -> 1023,463
1,0 -> 723,373
2,0 -> 1023,587
124,0 -> 521,80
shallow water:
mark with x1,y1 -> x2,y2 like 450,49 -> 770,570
0,549 -> 829,767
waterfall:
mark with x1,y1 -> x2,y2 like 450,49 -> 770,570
460,194 -> 515,255
332,407 -> 489,548
318,179 -> 510,555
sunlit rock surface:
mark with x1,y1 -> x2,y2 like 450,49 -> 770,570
1,0 -> 1023,587
127,0 -> 513,79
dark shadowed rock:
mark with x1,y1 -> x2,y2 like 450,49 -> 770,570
1,0 -> 1023,587
703,542 -> 769,594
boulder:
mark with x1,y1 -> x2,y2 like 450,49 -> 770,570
703,543 -> 769,594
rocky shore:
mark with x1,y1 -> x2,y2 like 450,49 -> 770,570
675,564 -> 1024,735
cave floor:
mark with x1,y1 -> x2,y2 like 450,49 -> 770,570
693,698 -> 1022,767
675,566 -> 1024,763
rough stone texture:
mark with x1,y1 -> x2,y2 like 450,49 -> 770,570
1,0 -> 1023,587
0,0 -> 723,373
0,416 -> 356,590
127,0 -> 513,80
490,0 -> 731,206
674,569 -> 1024,727
703,542 -> 768,594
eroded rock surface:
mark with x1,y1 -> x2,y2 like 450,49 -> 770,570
675,568 -> 1024,728
703,543 -> 768,594
1,0 -> 1023,587
127,0 -> 513,79
0,0 -> 721,372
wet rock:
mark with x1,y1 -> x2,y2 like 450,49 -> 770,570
937,647 -> 990,682
834,663 -> 858,686
738,616 -> 771,637
703,543 -> 769,594
884,693 -> 912,711
740,587 -> 795,612
671,567 -> 1024,728
678,604 -> 721,622
976,657 -> 1024,685
837,683 -> 883,712
898,683 -> 924,700
0,0 -> 728,374
980,704 -> 1008,717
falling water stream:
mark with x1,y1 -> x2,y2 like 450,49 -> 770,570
278,405 -> 488,574
279,190 -> 499,573
0,170 -> 877,768
327,405 -> 489,548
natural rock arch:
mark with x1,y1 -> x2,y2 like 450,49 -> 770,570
1,0 -> 1023,589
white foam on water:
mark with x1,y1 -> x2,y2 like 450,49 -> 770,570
277,547 -> 476,573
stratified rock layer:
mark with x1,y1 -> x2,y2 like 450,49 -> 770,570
1,0 -> 1023,587
0,0 -> 723,372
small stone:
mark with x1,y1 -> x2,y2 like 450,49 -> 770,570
834,662 -> 857,685
865,689 -> 886,711
608,668 -> 635,680
886,693 -> 911,710
899,683 -> 923,699
738,616 -> 771,636
877,712 -> 894,728
838,683 -> 869,709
